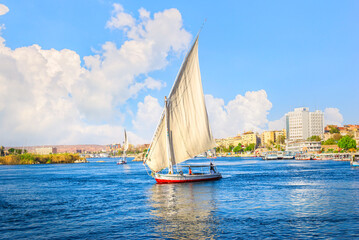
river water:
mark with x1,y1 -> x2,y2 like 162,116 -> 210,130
1,157 -> 359,239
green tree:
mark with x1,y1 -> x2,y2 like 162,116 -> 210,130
233,145 -> 243,153
15,149 -> 22,155
338,135 -> 356,150
228,145 -> 234,152
322,138 -> 336,145
244,143 -> 256,152
276,135 -> 285,144
8,148 -> 15,154
332,133 -> 342,141
329,126 -> 339,134
308,135 -> 321,141
0,146 -> 4,156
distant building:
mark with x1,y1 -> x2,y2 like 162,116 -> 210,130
35,147 -> 57,155
286,141 -> 321,153
286,107 -> 323,141
215,136 -> 242,148
261,129 -> 286,147
261,131 -> 275,147
239,131 -> 259,147
323,124 -> 359,147
321,144 -> 340,152
274,129 -> 286,142
137,144 -> 150,152
354,131 -> 359,148
106,143 -> 121,152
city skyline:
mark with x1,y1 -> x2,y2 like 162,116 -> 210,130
0,1 -> 358,146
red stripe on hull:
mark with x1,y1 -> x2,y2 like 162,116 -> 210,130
155,176 -> 221,184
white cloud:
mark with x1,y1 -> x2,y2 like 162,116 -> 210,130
324,107 -> 343,126
132,95 -> 163,141
205,90 -> 272,138
74,4 -> 191,122
106,3 -> 135,30
0,4 -> 191,146
268,115 -> 286,130
267,107 -> 344,132
0,4 -> 9,16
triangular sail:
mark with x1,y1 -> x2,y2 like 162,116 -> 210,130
123,129 -> 128,151
145,37 -> 216,172
122,129 -> 128,162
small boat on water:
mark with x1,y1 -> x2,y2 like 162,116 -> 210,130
117,129 -> 128,165
143,35 -> 221,184
154,164 -> 221,184
351,154 -> 359,167
295,153 -> 311,160
332,153 -> 352,161
262,151 -> 294,160
262,152 -> 278,160
282,151 -> 295,159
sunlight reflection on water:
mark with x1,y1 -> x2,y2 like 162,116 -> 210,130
1,158 -> 359,239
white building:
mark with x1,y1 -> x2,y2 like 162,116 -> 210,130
286,141 -> 321,153
35,147 -> 57,155
285,107 -> 324,141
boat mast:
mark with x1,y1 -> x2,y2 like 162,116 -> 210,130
122,129 -> 128,163
122,144 -> 126,162
165,96 -> 173,174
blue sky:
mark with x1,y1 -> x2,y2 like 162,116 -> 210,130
0,0 -> 358,146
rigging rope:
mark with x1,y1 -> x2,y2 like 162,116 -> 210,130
143,162 -> 153,177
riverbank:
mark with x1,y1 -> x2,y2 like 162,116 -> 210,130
0,153 -> 86,165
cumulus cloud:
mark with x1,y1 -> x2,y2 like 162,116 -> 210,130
132,95 -> 163,141
267,107 -> 344,132
324,107 -> 343,126
205,90 -> 272,138
268,115 -> 286,130
0,4 -> 9,16
0,4 -> 191,146
74,4 -> 191,122
106,3 -> 135,30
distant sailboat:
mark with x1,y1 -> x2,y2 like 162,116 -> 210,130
117,129 -> 128,165
144,35 -> 221,183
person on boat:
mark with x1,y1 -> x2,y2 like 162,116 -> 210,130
189,167 -> 192,175
210,163 -> 216,174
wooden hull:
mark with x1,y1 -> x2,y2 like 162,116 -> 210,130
154,172 -> 222,184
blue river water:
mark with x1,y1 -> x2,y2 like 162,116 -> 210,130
1,157 -> 359,239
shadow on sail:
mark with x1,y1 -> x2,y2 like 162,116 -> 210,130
148,182 -> 219,239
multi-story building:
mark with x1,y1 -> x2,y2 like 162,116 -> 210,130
310,111 -> 324,137
106,143 -> 121,152
354,131 -> 359,148
286,141 -> 321,153
274,129 -> 286,143
239,131 -> 259,147
261,129 -> 286,147
286,107 -> 324,141
215,136 -> 242,148
261,131 -> 275,147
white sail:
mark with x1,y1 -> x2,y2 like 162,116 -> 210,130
123,129 -> 128,151
146,37 -> 216,172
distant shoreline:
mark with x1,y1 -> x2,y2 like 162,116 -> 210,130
0,153 -> 86,165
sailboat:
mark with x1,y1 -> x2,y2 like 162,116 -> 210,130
144,35 -> 222,183
117,129 -> 128,165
